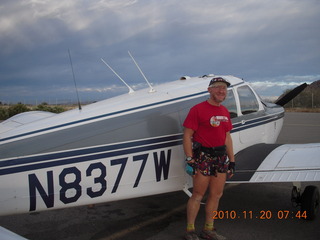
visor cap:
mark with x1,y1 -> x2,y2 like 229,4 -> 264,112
208,77 -> 230,87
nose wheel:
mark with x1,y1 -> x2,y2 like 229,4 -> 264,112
291,183 -> 319,220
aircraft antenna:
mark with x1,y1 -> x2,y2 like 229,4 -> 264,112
128,51 -> 155,93
101,58 -> 134,94
68,49 -> 82,110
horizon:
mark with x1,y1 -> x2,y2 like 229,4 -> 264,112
1,77 -> 317,106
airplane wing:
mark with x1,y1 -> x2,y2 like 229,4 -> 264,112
0,226 -> 28,240
0,111 -> 56,134
229,143 -> 320,183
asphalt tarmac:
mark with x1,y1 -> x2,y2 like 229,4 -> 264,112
0,112 -> 319,240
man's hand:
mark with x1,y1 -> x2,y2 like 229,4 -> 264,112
227,162 -> 235,178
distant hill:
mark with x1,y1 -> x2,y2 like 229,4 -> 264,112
308,79 -> 320,89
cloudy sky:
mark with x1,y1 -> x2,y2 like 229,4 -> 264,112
1,0 -> 319,104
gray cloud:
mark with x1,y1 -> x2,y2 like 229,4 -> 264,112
1,0 -> 319,104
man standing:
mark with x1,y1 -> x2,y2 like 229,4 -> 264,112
183,77 -> 235,240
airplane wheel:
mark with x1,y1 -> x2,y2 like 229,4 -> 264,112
301,186 -> 319,220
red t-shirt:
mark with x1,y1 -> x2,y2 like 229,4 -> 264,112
183,101 -> 232,147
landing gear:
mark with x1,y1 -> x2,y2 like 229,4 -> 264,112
301,186 -> 320,220
291,183 -> 319,220
291,183 -> 301,207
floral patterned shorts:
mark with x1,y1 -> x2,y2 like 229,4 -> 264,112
194,151 -> 229,176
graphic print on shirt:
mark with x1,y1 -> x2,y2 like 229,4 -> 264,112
210,116 -> 229,127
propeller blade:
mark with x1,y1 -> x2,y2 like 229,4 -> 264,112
275,83 -> 308,106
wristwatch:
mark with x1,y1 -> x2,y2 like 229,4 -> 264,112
186,156 -> 193,162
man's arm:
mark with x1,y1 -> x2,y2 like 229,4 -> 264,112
225,131 -> 235,178
183,127 -> 194,158
225,131 -> 235,162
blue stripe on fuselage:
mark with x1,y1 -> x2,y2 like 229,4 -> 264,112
0,113 -> 284,176
231,113 -> 284,133
0,135 -> 183,176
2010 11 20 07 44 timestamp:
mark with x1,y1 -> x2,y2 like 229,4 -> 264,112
213,210 -> 308,220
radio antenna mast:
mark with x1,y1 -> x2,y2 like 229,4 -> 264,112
101,58 -> 134,94
128,51 -> 155,93
68,49 -> 82,110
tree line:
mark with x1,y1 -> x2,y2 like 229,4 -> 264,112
0,102 -> 67,120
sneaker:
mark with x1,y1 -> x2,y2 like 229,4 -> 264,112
184,231 -> 200,240
200,229 -> 226,240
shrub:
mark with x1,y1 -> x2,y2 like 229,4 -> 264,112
35,103 -> 66,113
8,103 -> 30,118
0,107 -> 9,120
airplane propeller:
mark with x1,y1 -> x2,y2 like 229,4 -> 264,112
275,83 -> 308,106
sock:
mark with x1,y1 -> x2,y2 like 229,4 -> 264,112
203,222 -> 214,231
186,223 -> 195,232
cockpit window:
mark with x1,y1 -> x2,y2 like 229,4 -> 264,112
224,89 -> 238,118
237,85 -> 259,115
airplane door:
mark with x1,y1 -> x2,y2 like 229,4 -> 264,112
223,89 -> 241,154
236,85 -> 265,145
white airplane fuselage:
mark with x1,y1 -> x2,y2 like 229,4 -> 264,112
0,75 -> 284,216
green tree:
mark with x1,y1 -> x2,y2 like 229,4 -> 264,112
8,103 -> 30,118
0,107 -> 9,120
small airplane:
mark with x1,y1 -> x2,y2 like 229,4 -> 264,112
0,54 -> 319,239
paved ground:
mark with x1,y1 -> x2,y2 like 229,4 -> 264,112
0,112 -> 319,240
